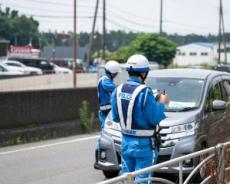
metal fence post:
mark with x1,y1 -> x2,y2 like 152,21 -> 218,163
217,145 -> 225,184
179,162 -> 183,184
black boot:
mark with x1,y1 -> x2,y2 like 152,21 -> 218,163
94,149 -> 100,169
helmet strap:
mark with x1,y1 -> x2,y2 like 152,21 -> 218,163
140,72 -> 148,83
105,70 -> 117,80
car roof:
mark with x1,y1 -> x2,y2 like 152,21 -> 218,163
4,60 -> 21,64
148,68 -> 229,79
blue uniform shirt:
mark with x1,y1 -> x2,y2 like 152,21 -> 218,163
98,74 -> 116,106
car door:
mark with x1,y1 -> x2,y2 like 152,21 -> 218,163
202,77 -> 226,146
220,77 -> 230,143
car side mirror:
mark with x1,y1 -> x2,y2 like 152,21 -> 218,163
212,100 -> 226,110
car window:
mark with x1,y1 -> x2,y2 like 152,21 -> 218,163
40,60 -> 49,65
0,65 -> 5,72
205,82 -> 222,112
222,80 -> 230,101
7,63 -> 21,67
146,77 -> 204,111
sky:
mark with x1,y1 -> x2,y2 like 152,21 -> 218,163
0,0 -> 229,35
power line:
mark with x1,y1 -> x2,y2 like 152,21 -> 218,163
107,18 -> 142,32
0,0 -> 94,7
108,8 -> 158,26
106,11 -> 157,29
0,2 -> 99,14
107,2 -> 156,21
165,20 -> 217,30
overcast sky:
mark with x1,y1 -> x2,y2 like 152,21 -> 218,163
0,0 -> 229,35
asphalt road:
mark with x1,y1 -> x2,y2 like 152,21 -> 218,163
0,134 -> 106,184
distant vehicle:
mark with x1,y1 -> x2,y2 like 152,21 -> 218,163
51,58 -> 85,73
0,63 -> 24,75
96,68 -> 230,178
8,57 -> 55,74
51,58 -> 72,68
87,65 -> 97,73
51,63 -> 72,74
213,64 -> 230,73
3,60 -> 42,75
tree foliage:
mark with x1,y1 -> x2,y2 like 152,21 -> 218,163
0,6 -> 41,48
108,33 -> 177,67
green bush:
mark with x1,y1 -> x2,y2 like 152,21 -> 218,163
79,100 -> 95,133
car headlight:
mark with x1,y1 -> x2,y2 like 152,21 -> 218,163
105,121 -> 121,131
171,122 -> 196,134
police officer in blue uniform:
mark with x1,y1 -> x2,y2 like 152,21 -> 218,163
111,54 -> 169,183
94,60 -> 121,169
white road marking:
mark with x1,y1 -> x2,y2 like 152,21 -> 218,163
0,135 -> 99,156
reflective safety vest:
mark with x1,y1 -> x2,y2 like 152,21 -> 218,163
116,83 -> 155,137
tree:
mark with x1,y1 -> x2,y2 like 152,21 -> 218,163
136,34 -> 177,67
0,7 -> 41,48
113,34 -> 177,67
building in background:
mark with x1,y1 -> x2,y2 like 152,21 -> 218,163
40,46 -> 87,61
174,42 -> 230,67
9,45 -> 40,58
173,42 -> 215,66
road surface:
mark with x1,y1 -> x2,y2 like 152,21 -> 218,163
0,134 -> 106,184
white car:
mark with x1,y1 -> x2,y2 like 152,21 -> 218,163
0,63 -> 24,75
3,60 -> 42,75
52,63 -> 72,74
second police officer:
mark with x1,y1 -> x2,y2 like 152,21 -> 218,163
94,60 -> 121,169
111,54 -> 169,183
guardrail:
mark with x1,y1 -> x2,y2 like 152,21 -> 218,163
98,141 -> 230,184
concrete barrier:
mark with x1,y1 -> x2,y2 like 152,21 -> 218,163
0,73 -> 97,92
0,87 -> 98,129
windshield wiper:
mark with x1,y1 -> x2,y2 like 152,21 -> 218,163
179,107 -> 198,112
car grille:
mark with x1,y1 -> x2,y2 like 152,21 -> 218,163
160,126 -> 178,148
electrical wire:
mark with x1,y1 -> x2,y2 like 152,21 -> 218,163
0,0 -> 94,7
108,7 -> 158,25
0,2 -> 101,19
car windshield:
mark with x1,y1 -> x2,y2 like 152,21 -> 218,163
146,77 -> 205,112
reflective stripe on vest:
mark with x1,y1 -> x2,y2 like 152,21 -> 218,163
116,84 -> 155,137
99,104 -> 111,111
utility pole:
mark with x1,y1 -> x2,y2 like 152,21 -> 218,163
159,0 -> 163,34
221,2 -> 228,63
86,0 -> 100,70
102,0 -> 106,62
218,0 -> 227,64
73,0 -> 77,87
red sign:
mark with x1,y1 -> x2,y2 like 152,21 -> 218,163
10,46 -> 32,54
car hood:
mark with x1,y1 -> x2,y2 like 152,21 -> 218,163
160,111 -> 199,127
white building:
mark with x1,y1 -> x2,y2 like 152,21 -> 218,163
173,42 -> 216,66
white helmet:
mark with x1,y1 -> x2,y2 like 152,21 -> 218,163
105,60 -> 121,74
126,54 -> 150,72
